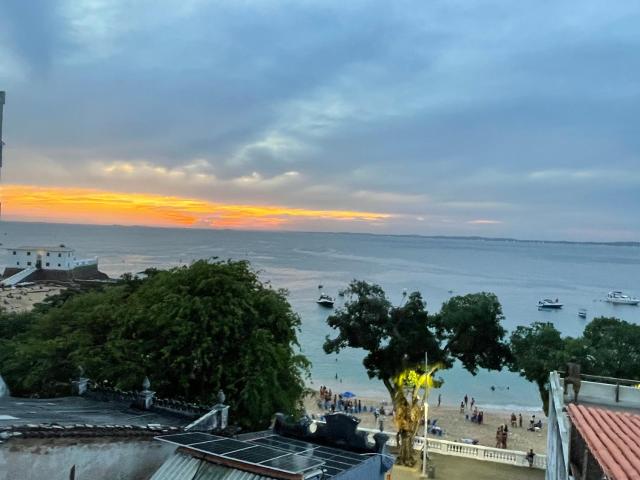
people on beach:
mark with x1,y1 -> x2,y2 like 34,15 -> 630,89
519,413 -> 523,428
470,397 -> 475,409
464,394 -> 468,408
459,401 -> 465,413
495,426 -> 503,448
510,412 -> 517,427
437,393 -> 441,407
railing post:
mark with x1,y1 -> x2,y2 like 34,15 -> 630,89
616,382 -> 620,403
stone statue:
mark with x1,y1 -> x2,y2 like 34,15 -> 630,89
564,359 -> 581,403
217,389 -> 226,405
142,376 -> 151,391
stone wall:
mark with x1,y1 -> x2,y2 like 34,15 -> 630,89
0,437 -> 175,480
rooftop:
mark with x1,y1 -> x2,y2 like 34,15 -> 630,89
11,245 -> 74,252
568,403 -> 640,480
152,429 -> 392,480
0,396 -> 187,429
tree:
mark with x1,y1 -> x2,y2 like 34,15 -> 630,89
509,317 -> 640,413
0,260 -> 309,430
580,317 -> 640,379
323,280 -> 511,466
509,322 -> 567,414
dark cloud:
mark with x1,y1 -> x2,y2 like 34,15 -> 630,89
0,0 -> 639,240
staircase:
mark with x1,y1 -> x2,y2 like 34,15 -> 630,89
1,266 -> 37,286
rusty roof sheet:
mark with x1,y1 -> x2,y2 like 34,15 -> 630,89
568,403 -> 640,480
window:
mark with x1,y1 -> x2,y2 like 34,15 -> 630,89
17,261 -> 20,266
46,252 -> 50,257
46,262 -> 50,267
57,263 -> 61,267
12,251 -> 16,255
58,253 -> 61,258
27,261 -> 32,266
27,251 -> 31,256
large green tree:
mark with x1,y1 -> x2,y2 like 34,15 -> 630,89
0,260 -> 309,429
323,281 -> 511,466
509,322 -> 567,413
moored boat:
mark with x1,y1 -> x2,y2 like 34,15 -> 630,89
538,298 -> 563,309
578,308 -> 587,318
317,293 -> 335,307
605,291 -> 639,305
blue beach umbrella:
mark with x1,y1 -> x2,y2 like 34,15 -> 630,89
342,391 -> 356,398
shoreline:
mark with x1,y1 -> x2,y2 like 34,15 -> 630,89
304,390 -> 548,454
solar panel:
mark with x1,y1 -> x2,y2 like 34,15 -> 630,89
192,439 -> 253,455
322,466 -> 342,476
251,437 -> 309,453
225,445 -> 288,464
155,432 -> 370,478
156,432 -> 224,446
261,454 -> 325,473
315,446 -> 367,460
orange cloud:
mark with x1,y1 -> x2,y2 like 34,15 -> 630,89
1,184 -> 391,229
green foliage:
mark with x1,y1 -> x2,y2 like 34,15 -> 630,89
509,316 -> 640,413
509,322 -> 566,413
323,280 -> 511,394
0,260 -> 309,429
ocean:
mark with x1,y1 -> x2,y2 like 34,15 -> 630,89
1,221 -> 638,410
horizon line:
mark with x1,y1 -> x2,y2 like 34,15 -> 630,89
1,218 -> 637,248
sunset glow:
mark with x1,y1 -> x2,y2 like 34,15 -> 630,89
1,184 -> 392,229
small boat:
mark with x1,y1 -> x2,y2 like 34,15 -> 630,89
605,291 -> 640,306
538,298 -> 563,309
317,293 -> 335,307
578,308 -> 587,318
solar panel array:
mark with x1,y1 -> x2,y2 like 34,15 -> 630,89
156,432 -> 369,478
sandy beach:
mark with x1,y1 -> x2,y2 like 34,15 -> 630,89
0,284 -> 64,313
304,389 -> 547,454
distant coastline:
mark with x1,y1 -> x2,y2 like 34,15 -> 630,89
1,219 -> 638,247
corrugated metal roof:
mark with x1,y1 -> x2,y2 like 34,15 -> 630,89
568,404 -> 640,480
150,452 -> 278,480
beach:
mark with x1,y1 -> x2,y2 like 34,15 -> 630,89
0,284 -> 63,313
304,391 -> 547,454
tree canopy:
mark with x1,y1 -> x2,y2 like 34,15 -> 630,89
324,281 -> 511,391
509,316 -> 640,413
0,260 -> 309,429
323,280 -> 511,465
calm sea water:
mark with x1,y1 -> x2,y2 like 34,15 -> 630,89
1,221 -> 638,410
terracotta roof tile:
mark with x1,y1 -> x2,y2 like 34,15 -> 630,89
568,404 -> 640,480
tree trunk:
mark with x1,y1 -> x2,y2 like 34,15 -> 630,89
390,388 -> 422,467
397,428 -> 418,466
537,382 -> 550,416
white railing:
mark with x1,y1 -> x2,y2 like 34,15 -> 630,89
326,422 -> 547,470
74,258 -> 98,267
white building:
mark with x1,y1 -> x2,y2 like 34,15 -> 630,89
7,245 -> 95,271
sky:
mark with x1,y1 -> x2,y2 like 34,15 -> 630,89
1,0 -> 639,241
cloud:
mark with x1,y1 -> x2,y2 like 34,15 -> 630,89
0,0 -> 639,240
466,219 -> 503,225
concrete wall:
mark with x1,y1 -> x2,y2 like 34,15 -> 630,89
8,249 -> 75,271
0,437 -> 175,480
546,372 -> 569,480
577,380 -> 640,409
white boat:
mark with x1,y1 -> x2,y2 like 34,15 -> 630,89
538,298 -> 563,309
605,291 -> 640,305
317,293 -> 335,308
578,308 -> 587,318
